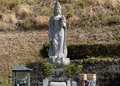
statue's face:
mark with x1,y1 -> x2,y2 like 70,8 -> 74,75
54,8 -> 61,15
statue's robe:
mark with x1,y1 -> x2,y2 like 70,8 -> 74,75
48,15 -> 67,58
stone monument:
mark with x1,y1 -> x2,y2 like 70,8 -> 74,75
45,1 -> 71,86
47,1 -> 70,67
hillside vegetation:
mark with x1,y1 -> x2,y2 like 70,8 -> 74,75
0,0 -> 120,85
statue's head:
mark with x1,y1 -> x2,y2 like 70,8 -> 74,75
54,2 -> 61,15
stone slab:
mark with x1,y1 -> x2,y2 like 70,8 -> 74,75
50,82 -> 66,86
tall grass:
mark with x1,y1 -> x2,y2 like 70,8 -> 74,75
2,14 -> 18,24
0,0 -> 43,11
16,5 -> 32,19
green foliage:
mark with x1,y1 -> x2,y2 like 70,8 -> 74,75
77,0 -> 87,9
107,15 -> 120,25
42,62 -> 56,78
0,0 -> 43,11
0,78 -> 11,86
40,44 -> 120,59
8,0 -> 19,10
66,5 -> 74,19
64,63 -> 82,79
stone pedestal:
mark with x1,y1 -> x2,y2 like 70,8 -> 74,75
72,81 -> 77,86
38,82 -> 43,86
50,82 -> 66,86
67,79 -> 77,86
50,68 -> 67,82
67,79 -> 71,86
43,78 -> 49,86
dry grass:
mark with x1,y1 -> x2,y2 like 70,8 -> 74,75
88,0 -> 105,5
88,0 -> 120,8
0,30 -> 48,82
2,13 -> 18,24
35,16 -> 49,28
59,0 -> 76,3
105,0 -> 120,8
16,5 -> 32,19
0,21 -> 8,31
67,16 -> 82,28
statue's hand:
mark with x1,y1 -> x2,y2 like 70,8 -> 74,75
61,15 -> 66,21
59,15 -> 65,21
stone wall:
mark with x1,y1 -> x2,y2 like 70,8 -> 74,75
30,60 -> 120,86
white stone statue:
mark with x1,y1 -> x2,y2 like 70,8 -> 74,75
48,2 -> 67,58
48,1 -> 69,67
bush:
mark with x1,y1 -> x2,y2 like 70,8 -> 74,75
40,44 -> 120,59
35,16 -> 49,29
0,21 -> 8,31
67,44 -> 120,59
2,14 -> 18,24
77,0 -> 88,9
42,62 -> 56,78
64,63 -> 82,79
16,5 -> 32,19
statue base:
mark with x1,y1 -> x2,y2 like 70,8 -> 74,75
47,57 -> 70,67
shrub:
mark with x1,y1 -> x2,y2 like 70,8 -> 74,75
2,14 -> 18,24
64,63 -> 82,79
42,62 -> 56,78
35,16 -> 49,29
16,5 -> 32,19
77,0 -> 87,9
0,21 -> 8,31
40,44 -> 120,59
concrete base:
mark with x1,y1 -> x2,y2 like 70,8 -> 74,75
50,82 -> 66,86
43,78 -> 49,86
67,80 -> 77,86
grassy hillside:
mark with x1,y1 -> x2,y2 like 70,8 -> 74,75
0,0 -> 120,85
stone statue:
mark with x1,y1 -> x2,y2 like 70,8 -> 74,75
48,2 -> 67,58
48,1 -> 69,67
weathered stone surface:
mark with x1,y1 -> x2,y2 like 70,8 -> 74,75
48,1 -> 70,67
